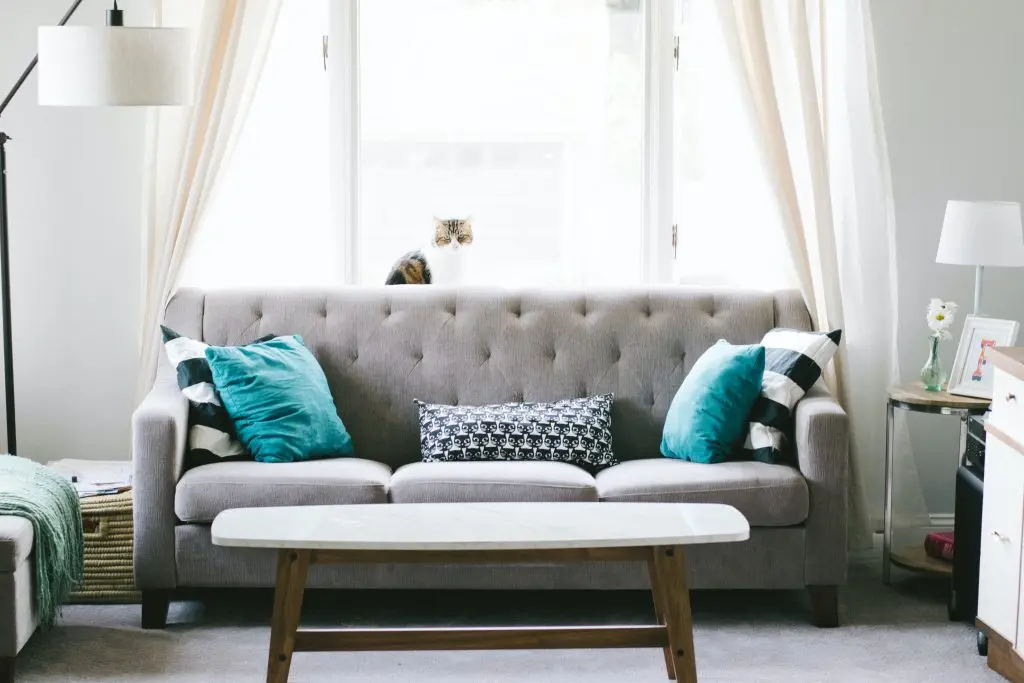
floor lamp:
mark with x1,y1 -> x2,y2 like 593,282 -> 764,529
0,1 -> 189,454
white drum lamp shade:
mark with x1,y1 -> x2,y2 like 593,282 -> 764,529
936,200 -> 1024,314
38,27 -> 191,107
937,200 -> 1024,267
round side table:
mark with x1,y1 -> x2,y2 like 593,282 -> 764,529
883,382 -> 989,585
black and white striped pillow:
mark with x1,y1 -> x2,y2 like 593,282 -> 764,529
161,326 -> 274,471
743,328 -> 841,465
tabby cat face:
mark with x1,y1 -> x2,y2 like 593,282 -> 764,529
432,217 -> 474,249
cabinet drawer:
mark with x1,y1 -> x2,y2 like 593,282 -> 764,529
979,434 -> 1024,641
991,371 -> 1024,444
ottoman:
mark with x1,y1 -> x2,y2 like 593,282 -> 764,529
0,517 -> 37,683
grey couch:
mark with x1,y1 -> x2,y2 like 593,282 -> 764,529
133,287 -> 849,630
0,517 -> 36,683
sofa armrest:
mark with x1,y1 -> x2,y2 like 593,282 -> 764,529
794,383 -> 850,586
132,366 -> 187,590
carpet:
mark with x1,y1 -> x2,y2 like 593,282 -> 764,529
15,562 -> 998,682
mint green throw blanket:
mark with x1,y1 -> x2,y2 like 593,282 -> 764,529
0,455 -> 83,628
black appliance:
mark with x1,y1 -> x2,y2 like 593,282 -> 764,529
950,415 -> 987,655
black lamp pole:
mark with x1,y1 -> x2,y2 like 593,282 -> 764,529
0,0 -> 88,454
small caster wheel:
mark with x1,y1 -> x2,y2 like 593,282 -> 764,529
948,589 -> 961,621
977,630 -> 989,657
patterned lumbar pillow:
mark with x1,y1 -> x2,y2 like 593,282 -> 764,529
416,394 -> 617,469
743,328 -> 842,464
161,326 -> 273,470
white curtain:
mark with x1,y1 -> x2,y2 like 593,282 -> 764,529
136,0 -> 282,400
715,0 -> 926,546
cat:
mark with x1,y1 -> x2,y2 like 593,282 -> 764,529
432,217 -> 473,249
384,218 -> 473,285
384,250 -> 432,285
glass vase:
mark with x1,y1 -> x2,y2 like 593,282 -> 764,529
920,336 -> 943,392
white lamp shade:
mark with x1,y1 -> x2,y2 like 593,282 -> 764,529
38,27 -> 191,107
936,200 -> 1024,267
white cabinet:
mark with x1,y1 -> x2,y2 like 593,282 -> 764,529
993,370 -> 1024,447
978,432 -> 1024,642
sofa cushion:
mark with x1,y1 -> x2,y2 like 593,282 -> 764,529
596,458 -> 808,527
390,461 -> 598,503
205,335 -> 355,463
415,395 -> 616,469
175,459 -> 391,523
0,516 -> 33,572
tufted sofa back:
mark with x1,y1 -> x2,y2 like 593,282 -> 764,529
164,287 -> 811,468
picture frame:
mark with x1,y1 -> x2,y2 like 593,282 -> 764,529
947,315 -> 1020,398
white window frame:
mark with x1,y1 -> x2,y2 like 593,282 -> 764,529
328,0 -> 677,285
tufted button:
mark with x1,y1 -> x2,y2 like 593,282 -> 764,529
483,349 -> 491,361
513,391 -> 523,402
511,304 -> 521,317
350,352 -> 359,363
413,351 -> 423,362
615,349 -> 622,362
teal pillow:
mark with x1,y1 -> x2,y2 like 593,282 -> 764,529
661,340 -> 766,464
204,336 -> 354,463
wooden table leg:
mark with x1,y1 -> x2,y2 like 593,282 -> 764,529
267,549 -> 310,683
651,545 -> 697,683
647,550 -> 676,680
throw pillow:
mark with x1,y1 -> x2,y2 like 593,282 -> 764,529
660,340 -> 766,464
204,335 -> 355,464
416,394 -> 617,469
743,328 -> 842,464
161,326 -> 274,471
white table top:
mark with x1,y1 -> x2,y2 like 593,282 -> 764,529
211,502 -> 750,551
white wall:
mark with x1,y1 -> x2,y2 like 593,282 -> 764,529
872,0 -> 1024,515
0,0 -> 146,462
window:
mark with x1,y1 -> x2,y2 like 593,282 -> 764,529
357,0 -> 644,286
671,0 -> 796,289
179,0 -> 333,288
182,0 -> 797,290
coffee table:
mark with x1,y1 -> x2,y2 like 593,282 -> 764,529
212,502 -> 749,683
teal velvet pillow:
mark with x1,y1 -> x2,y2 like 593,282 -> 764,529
661,340 -> 766,464
204,335 -> 354,463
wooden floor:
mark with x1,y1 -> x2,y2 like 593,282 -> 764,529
266,546 -> 698,683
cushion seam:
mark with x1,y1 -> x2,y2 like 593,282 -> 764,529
180,482 -> 388,488
600,484 -> 804,495
397,481 -> 595,489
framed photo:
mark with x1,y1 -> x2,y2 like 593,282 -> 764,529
948,315 -> 1020,398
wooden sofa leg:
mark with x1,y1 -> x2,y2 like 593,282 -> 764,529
808,585 -> 839,628
141,590 -> 171,629
0,656 -> 14,683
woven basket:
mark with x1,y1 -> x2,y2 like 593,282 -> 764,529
68,490 -> 141,603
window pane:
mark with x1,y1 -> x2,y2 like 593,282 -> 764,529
179,1 -> 334,288
358,0 -> 644,286
672,1 -> 796,289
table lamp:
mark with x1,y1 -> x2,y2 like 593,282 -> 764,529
936,200 -> 1024,315
0,1 -> 190,454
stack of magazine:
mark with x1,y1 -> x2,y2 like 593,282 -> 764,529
47,459 -> 132,498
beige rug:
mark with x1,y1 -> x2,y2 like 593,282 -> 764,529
15,563 -> 998,682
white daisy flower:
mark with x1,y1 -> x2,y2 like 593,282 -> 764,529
926,299 -> 957,340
